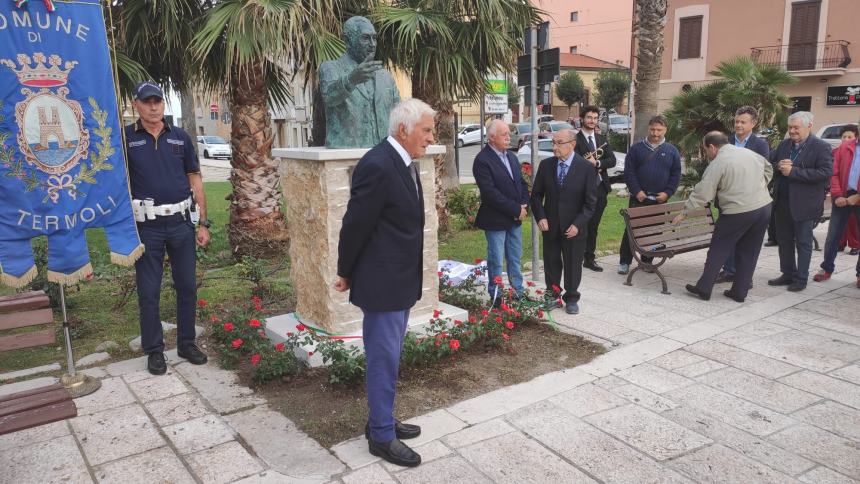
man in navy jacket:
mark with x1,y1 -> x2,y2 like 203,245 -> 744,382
334,99 -> 436,468
767,111 -> 833,292
473,120 -> 530,302
618,116 -> 682,274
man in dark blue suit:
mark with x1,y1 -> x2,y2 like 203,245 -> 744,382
530,129 -> 598,314
767,111 -> 833,292
334,98 -> 436,467
716,106 -> 771,284
473,120 -> 530,303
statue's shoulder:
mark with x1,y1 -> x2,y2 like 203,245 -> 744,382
320,56 -> 348,74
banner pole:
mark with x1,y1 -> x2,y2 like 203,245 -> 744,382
59,283 -> 101,398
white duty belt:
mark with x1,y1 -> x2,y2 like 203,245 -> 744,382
131,197 -> 192,222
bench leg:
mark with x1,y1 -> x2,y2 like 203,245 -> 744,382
626,253 -> 672,294
624,264 -> 639,287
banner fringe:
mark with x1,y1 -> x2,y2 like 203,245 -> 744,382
110,244 -> 144,266
47,263 -> 93,285
0,265 -> 38,288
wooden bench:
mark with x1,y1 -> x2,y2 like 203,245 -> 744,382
0,291 -> 76,435
621,201 -> 716,294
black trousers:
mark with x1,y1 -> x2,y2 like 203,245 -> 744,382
694,204 -> 771,299
543,231 -> 586,303
766,208 -> 778,243
584,187 -> 608,263
619,197 -> 658,265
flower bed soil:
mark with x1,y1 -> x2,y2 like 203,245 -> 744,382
242,320 -> 604,448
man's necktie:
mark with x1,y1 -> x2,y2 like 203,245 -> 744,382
588,135 -> 596,152
409,163 -> 420,196
557,162 -> 568,187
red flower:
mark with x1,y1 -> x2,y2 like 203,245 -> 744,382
296,323 -> 307,332
454,319 -> 463,326
223,322 -> 234,332
210,315 -> 219,322
197,299 -> 207,307
286,332 -> 294,337
474,258 -> 484,264
493,275 -> 503,285
308,351 -> 314,357
468,315 -> 477,324
481,309 -> 489,317
433,309 -> 441,318
551,284 -> 561,293
502,333 -> 510,341
437,271 -> 443,278
536,289 -> 544,295
557,298 -> 563,306
449,339 -> 461,350
249,319 -> 261,328
505,321 -> 515,330
275,343 -> 286,352
538,310 -> 545,318
435,340 -> 441,347
250,353 -> 261,366
251,295 -> 262,304
495,316 -> 503,323
526,281 -> 535,287
231,338 -> 243,349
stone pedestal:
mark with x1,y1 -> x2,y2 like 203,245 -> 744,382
274,145 -> 444,335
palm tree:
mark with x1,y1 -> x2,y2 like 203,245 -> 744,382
190,0 -> 345,257
632,0 -> 667,140
373,0 -> 542,232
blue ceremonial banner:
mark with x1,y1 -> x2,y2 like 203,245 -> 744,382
0,0 -> 143,287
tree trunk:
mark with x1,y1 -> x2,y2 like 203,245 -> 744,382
179,85 -> 198,137
227,62 -> 289,258
633,0 -> 667,140
411,74 -> 459,234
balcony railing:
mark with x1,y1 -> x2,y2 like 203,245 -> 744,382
751,40 -> 851,72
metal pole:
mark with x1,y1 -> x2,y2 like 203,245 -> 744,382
454,111 -> 460,176
59,283 -> 75,377
530,26 -> 540,282
59,283 -> 102,398
480,83 -> 486,150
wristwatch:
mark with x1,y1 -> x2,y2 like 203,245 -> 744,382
200,219 -> 212,228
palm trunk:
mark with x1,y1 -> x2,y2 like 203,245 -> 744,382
227,62 -> 289,258
411,74 -> 458,233
179,85 -> 198,137
633,0 -> 667,140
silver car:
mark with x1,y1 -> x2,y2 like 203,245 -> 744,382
817,123 -> 859,148
517,138 -> 626,183
197,135 -> 232,160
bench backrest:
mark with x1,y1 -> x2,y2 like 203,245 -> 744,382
621,201 -> 716,253
0,291 -> 54,353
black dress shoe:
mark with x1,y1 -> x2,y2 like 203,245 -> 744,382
768,274 -> 793,286
685,284 -> 711,301
565,301 -> 579,314
178,344 -> 208,365
723,289 -> 745,303
368,438 -> 421,467
787,281 -> 807,292
365,420 -> 421,440
583,260 -> 604,272
714,271 -> 734,284
764,240 -> 778,247
147,352 -> 167,375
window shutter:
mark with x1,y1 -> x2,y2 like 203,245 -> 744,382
678,16 -> 703,60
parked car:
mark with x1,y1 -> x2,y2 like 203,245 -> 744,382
508,123 -> 533,149
516,133 -> 550,150
517,139 -> 626,184
817,122 -> 859,148
457,124 -> 486,147
538,121 -> 575,138
598,114 -> 632,134
197,135 -> 232,160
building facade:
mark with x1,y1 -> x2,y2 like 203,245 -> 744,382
659,0 -> 859,126
539,0 -> 634,68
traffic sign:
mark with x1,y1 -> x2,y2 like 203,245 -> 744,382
517,48 -> 560,87
209,103 -> 219,113
484,94 -> 508,114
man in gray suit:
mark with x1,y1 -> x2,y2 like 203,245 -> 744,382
319,16 -> 401,148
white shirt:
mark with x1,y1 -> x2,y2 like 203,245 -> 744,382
581,129 -> 600,167
387,136 -> 412,167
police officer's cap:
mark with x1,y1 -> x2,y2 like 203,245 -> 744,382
134,81 -> 164,101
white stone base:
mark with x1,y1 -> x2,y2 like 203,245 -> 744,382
264,302 -> 469,367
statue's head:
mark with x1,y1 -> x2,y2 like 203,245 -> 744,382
344,16 -> 377,63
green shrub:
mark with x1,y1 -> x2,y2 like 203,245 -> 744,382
447,185 -> 481,229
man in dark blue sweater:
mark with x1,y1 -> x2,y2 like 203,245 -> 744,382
619,116 -> 682,274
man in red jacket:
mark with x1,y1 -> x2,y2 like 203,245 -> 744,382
814,119 -> 860,288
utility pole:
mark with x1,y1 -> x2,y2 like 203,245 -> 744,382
530,26 -> 540,282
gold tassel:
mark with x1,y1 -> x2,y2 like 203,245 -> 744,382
47,263 -> 94,285
110,244 -> 145,266
0,265 -> 38,288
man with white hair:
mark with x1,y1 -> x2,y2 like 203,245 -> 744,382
767,111 -> 833,292
334,98 -> 435,468
472,119 -> 530,304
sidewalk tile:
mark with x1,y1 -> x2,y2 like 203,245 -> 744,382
93,446 -> 194,484
739,330 -> 860,373
186,441 -> 264,484
650,350 -> 706,370
583,404 -> 711,460
508,401 -> 692,483
128,372 -> 189,403
695,366 -> 822,413
803,325 -> 860,347
0,434 -> 90,484
232,470 -> 316,483
74,376 -> 136,416
616,363 -> 695,394
0,420 -> 69,452
673,359 -> 726,378
0,376 -> 58,397
342,464 -> 396,484
780,370 -> 860,410
610,384 -> 679,413
767,424 -> 860,479
667,444 -> 796,484
663,406 -> 815,476
686,340 -> 800,379
145,391 -> 210,427
174,362 -> 264,414
163,414 -> 235,454
579,336 -> 684,377
792,400 -> 860,441
390,455 -> 491,484
548,383 -> 629,417
381,440 -> 452,472
799,467 -> 859,484
829,364 -> 860,385
401,409 -> 467,447
441,419 -> 515,448
70,403 -> 165,466
331,437 -> 377,470
665,384 -> 795,436
459,432 -> 597,483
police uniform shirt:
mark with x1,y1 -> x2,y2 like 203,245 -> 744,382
124,119 -> 200,205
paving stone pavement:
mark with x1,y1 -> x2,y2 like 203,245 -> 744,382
2,241 -> 859,483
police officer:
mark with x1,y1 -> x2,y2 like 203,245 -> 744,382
125,82 -> 211,375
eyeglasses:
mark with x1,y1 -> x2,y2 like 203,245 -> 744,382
552,140 -> 574,146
